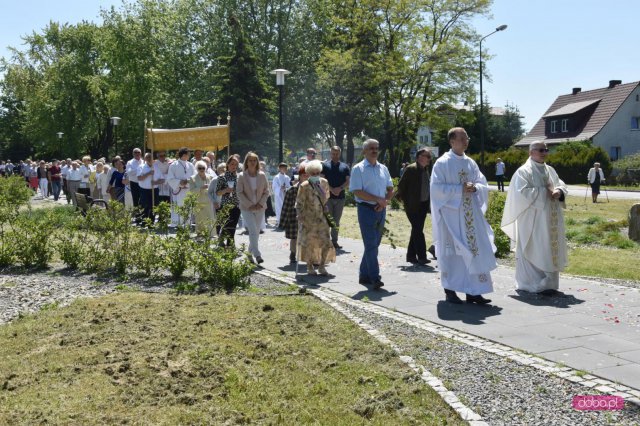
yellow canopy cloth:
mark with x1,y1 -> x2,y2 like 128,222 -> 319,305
146,125 -> 230,152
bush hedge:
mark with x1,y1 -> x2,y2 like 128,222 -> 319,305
470,141 -> 612,184
0,178 -> 254,292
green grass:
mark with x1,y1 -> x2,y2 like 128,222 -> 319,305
0,293 -> 463,425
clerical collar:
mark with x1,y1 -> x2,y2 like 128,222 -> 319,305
450,150 -> 466,159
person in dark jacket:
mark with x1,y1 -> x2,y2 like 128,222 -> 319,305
395,148 -> 433,265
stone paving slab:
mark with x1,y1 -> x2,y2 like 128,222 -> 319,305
234,222 -> 640,390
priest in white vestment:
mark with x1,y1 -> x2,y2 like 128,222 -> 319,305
167,147 -> 195,226
430,127 -> 497,305
501,141 -> 568,295
271,163 -> 291,227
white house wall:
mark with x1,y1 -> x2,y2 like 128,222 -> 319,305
595,85 -> 640,158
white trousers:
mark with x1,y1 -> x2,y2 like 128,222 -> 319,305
39,178 -> 48,198
241,209 -> 263,257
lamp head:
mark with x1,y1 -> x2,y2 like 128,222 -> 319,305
270,68 -> 291,86
496,24 -> 507,31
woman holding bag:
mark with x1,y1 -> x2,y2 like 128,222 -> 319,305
295,160 -> 336,275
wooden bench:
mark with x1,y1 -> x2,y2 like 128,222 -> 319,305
75,193 -> 108,215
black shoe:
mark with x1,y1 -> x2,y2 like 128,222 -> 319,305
428,245 -> 437,260
406,256 -> 418,264
539,289 -> 559,296
256,256 -> 264,264
445,291 -> 463,304
260,230 -> 265,234
466,294 -> 492,305
333,242 -> 342,249
289,253 -> 296,264
373,280 -> 384,290
359,276 -> 372,285
417,258 -> 431,265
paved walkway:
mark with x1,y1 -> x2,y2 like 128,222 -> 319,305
236,226 -> 640,391
491,184 -> 640,200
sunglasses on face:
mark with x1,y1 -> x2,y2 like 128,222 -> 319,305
535,148 -> 550,153
197,167 -> 206,171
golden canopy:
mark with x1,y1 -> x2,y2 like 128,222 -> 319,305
145,125 -> 230,152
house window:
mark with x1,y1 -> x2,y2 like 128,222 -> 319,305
550,120 -> 558,133
632,117 -> 640,130
610,146 -> 621,161
561,119 -> 568,132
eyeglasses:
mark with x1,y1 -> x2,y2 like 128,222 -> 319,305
535,148 -> 550,153
197,167 -> 206,171
307,151 -> 316,155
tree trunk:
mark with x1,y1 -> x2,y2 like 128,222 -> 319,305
346,127 -> 355,165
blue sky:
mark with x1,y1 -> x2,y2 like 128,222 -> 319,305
1,0 -> 638,132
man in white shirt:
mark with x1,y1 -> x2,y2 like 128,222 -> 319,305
126,148 -> 144,211
495,158 -> 506,192
66,161 -> 83,207
61,159 -> 71,204
78,156 -> 94,197
271,163 -> 291,228
137,153 -> 162,224
153,151 -> 171,204
167,147 -> 195,226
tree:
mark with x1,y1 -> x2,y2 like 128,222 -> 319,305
212,15 -> 276,155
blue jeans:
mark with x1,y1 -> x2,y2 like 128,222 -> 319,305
357,203 -> 386,282
51,180 -> 61,201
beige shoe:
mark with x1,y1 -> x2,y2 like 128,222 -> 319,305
307,264 -> 317,275
318,266 -> 328,276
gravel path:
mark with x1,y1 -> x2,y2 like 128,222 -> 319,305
326,293 -> 640,425
0,268 -> 291,325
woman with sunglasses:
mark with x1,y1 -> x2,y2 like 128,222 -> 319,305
501,141 -> 568,296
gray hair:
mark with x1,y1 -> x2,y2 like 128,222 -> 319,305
195,160 -> 208,170
305,159 -> 323,175
529,141 -> 547,152
362,139 -> 379,151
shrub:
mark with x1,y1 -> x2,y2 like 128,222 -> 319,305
193,243 -> 253,293
133,232 -> 163,277
471,141 -> 612,184
14,213 -> 55,269
162,228 -> 192,280
485,192 -> 510,258
56,232 -> 85,270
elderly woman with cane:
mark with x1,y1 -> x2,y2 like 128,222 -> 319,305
587,162 -> 605,203
295,160 -> 336,275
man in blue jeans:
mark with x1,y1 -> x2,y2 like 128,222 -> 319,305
349,139 -> 393,289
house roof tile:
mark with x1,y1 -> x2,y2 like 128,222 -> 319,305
518,81 -> 639,147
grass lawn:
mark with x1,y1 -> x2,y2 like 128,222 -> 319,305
0,292 -> 463,425
339,195 -> 640,281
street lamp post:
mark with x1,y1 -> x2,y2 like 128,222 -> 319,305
479,24 -> 507,168
270,69 -> 291,163
56,132 -> 63,158
110,117 -> 121,156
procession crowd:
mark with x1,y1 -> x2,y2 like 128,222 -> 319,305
1,126 -> 573,304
